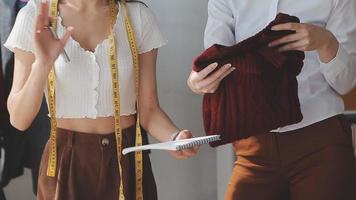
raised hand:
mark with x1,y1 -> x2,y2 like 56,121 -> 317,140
33,1 -> 74,72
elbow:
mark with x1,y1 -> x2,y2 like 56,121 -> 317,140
139,108 -> 153,130
7,101 -> 33,132
340,79 -> 356,95
332,84 -> 354,96
9,115 -> 32,131
139,104 -> 160,130
325,75 -> 356,96
7,97 -> 36,131
338,88 -> 351,96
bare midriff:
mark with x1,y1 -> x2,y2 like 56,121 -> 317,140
56,115 -> 136,134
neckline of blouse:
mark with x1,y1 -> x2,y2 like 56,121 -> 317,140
56,3 -> 122,55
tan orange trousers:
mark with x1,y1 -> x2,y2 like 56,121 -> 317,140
226,115 -> 356,200
37,126 -> 157,200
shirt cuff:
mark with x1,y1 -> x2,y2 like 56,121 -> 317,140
320,45 -> 349,80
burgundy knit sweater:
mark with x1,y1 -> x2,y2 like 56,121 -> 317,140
193,13 -> 305,147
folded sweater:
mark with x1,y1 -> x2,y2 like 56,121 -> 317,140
193,13 -> 305,147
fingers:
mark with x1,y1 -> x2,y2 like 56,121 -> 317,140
35,1 -> 50,33
278,39 -> 309,52
40,1 -> 49,26
270,23 -> 319,52
271,22 -> 302,31
35,11 -> 45,32
175,130 -> 192,140
171,151 -> 189,160
197,64 -> 233,88
188,62 -> 235,94
189,64 -> 234,93
198,78 -> 221,95
177,130 -> 198,157
181,146 -> 199,157
195,62 -> 219,80
202,82 -> 219,94
202,65 -> 236,93
268,33 -> 304,47
270,23 -> 306,51
193,64 -> 235,94
173,130 -> 199,159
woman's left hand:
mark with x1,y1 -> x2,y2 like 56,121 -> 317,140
268,23 -> 339,63
169,130 -> 199,160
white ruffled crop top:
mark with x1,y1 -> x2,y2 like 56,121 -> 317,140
4,0 -> 167,118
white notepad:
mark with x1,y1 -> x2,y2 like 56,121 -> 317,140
122,135 -> 220,155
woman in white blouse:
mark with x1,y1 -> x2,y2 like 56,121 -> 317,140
188,0 -> 356,199
4,0 -> 197,199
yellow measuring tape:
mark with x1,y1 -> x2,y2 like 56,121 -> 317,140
122,2 -> 144,199
46,0 -> 59,178
47,0 -> 144,199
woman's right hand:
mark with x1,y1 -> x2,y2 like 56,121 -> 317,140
187,62 -> 235,94
33,1 -> 73,72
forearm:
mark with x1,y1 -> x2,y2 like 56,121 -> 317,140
319,0 -> 356,95
320,46 -> 356,95
318,30 -> 339,63
8,61 -> 49,130
319,33 -> 356,95
140,106 -> 179,142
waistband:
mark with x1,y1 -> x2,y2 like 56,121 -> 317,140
232,114 -> 346,151
55,125 -> 137,149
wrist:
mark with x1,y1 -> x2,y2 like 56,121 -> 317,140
32,59 -> 52,75
33,58 -> 52,68
318,30 -> 339,63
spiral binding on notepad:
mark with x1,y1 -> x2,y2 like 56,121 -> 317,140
176,135 -> 220,151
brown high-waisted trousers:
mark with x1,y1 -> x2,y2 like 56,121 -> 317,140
225,115 -> 356,200
37,126 -> 157,200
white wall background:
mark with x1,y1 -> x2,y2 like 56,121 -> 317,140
145,0 -> 219,199
4,1 -> 235,200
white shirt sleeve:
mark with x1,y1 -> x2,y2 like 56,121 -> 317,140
134,3 -> 167,54
320,0 -> 356,95
3,0 -> 38,53
204,0 -> 235,49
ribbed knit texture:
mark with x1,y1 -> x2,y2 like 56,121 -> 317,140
193,13 -> 305,147
4,0 -> 167,118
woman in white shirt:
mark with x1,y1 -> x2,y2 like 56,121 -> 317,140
4,0 -> 198,199
188,0 -> 356,199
